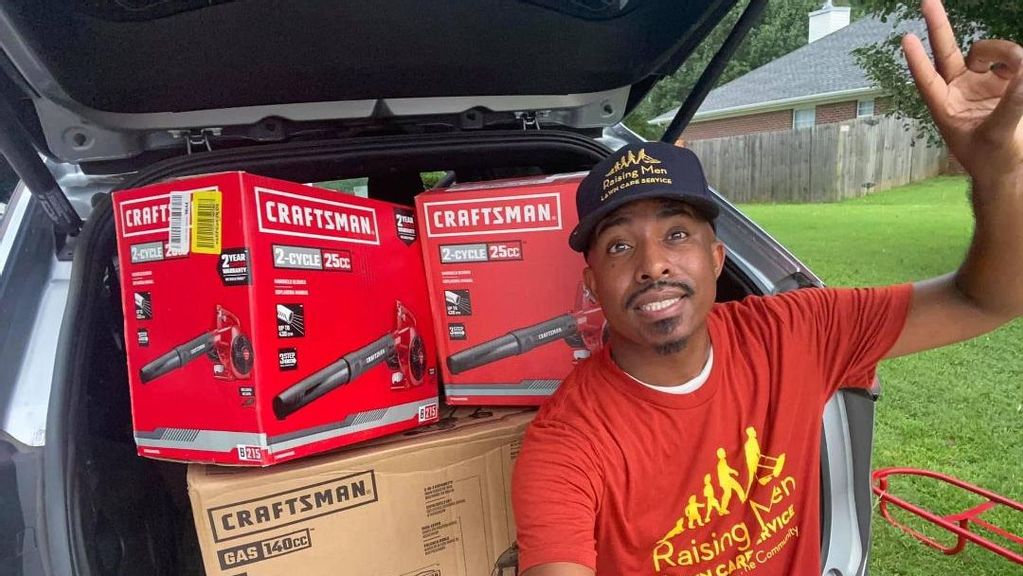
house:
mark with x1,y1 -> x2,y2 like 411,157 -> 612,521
649,3 -> 925,142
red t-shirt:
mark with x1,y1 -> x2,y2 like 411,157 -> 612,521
512,285 -> 912,575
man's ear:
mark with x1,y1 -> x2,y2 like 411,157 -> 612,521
583,266 -> 599,305
712,240 -> 726,279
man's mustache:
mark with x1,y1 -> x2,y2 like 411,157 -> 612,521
624,280 -> 695,310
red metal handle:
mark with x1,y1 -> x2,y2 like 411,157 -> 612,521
872,467 -> 1023,565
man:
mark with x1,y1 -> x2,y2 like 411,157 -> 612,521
511,0 -> 1023,574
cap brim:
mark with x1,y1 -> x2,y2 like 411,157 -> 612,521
568,188 -> 719,252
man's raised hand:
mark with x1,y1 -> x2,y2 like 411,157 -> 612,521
902,0 -> 1023,188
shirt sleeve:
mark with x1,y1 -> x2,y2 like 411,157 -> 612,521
770,284 -> 913,394
512,414 -> 603,573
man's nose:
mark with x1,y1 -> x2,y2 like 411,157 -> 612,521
634,239 -> 672,282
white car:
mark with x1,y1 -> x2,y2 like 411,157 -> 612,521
0,1 -> 875,574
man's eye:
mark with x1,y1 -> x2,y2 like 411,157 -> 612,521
608,241 -> 631,254
668,229 -> 689,241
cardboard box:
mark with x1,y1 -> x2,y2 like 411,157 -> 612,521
187,407 -> 534,576
416,174 -> 605,405
112,172 -> 439,465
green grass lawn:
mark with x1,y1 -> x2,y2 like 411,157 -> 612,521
739,176 -> 1023,576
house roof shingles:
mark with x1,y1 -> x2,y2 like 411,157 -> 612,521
650,16 -> 926,123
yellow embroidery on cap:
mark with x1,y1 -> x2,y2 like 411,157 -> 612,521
605,148 -> 662,177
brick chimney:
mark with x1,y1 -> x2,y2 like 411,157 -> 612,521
808,1 -> 851,43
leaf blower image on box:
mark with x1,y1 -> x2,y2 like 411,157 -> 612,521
273,301 -> 426,420
447,284 -> 605,375
139,305 -> 253,384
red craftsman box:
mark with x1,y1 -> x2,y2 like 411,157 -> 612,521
416,173 -> 604,405
112,172 -> 439,466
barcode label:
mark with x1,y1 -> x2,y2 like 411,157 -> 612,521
190,189 -> 222,254
167,192 -> 191,255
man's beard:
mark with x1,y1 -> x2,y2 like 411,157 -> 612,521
649,316 -> 688,356
654,338 -> 688,356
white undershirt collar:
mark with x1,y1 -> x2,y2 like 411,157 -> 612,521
624,347 -> 714,395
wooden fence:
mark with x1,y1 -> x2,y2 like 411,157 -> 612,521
685,116 -> 947,203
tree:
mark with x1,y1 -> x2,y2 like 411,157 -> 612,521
854,1 -> 1023,143
626,0 -> 866,140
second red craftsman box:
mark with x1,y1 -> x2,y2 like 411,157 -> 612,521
112,172 -> 439,466
416,173 -> 604,405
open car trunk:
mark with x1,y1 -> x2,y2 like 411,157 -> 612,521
52,131 -> 765,575
0,2 -> 878,574
0,0 -> 743,173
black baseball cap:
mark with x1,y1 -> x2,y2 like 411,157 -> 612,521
568,142 -> 719,252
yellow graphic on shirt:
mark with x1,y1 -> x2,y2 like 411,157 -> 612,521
716,447 -> 746,513
652,427 -> 799,574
